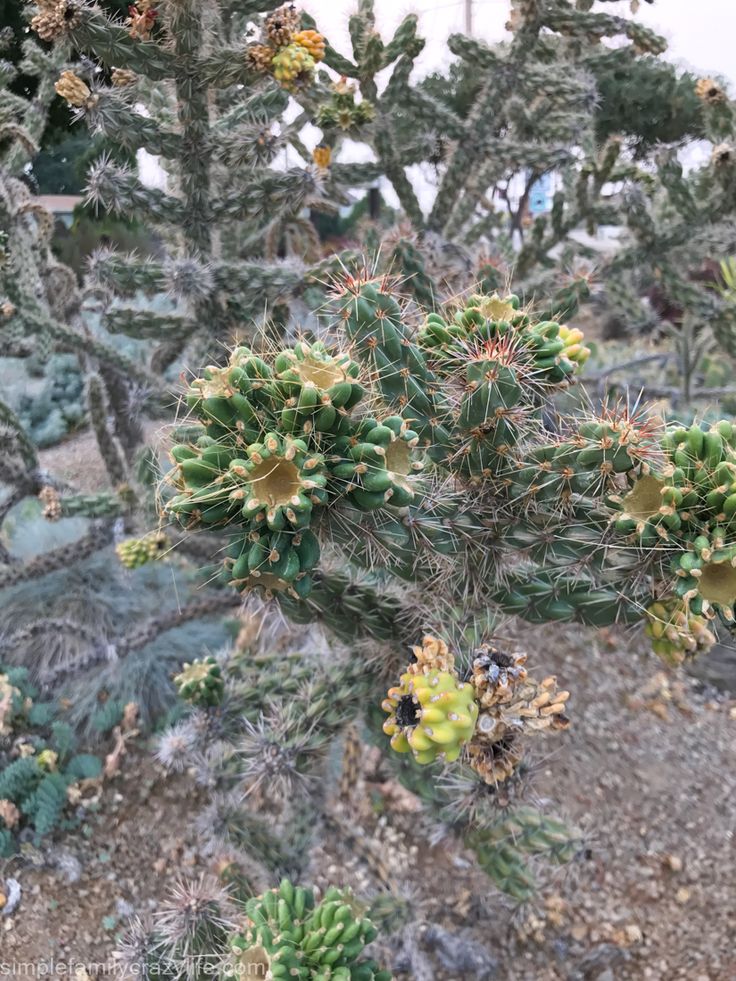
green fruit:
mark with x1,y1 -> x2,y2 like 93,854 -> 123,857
228,432 -> 327,531
227,528 -> 320,598
115,531 -> 169,568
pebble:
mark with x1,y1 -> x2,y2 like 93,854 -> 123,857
665,854 -> 683,872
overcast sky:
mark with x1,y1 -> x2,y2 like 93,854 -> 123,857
307,0 -> 731,86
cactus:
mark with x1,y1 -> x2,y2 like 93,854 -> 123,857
1,0 -> 381,740
174,656 -> 225,708
165,271 -> 736,901
299,0 -> 736,416
467,807 -> 583,902
168,281 -> 725,635
228,880 -> 390,981
11,0 -> 736,929
299,1 -> 669,289
116,876 -> 388,981
156,619 -> 577,901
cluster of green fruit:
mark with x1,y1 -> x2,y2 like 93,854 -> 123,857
382,636 -> 569,779
228,879 -> 389,980
419,294 -> 589,479
115,531 -> 169,569
165,339 -> 425,598
247,6 -> 326,90
337,280 -> 591,483
418,293 -> 590,385
644,598 -> 716,667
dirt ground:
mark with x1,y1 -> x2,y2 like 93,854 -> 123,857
2,618 -> 735,980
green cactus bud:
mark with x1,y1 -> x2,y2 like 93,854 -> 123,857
417,291 -> 586,387
174,655 -> 225,707
226,528 -> 319,599
273,341 -> 364,434
228,432 -> 327,532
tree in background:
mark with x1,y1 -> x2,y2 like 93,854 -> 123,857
595,75 -> 736,410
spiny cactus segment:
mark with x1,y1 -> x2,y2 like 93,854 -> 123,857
316,78 -> 376,136
228,879 -> 390,981
174,656 -> 225,708
168,276 -> 736,667
164,331 -> 426,597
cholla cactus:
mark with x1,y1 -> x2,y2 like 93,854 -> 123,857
316,78 -> 375,136
166,272 -> 736,905
13,0 -> 736,924
169,275 -> 736,654
174,656 -> 225,708
117,877 -> 388,981
156,628 -> 579,901
600,73 -> 736,407
229,879 -> 389,980
299,0 -> 668,311
2,0 -> 379,723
